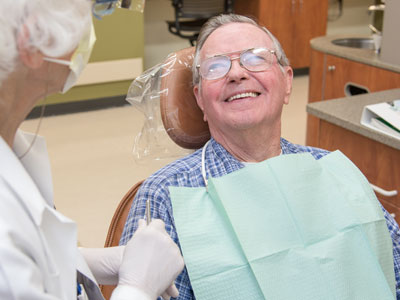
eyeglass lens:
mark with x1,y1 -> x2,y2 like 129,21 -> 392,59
92,0 -> 145,19
200,48 -> 275,80
92,1 -> 118,19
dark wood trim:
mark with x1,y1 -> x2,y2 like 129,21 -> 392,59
27,95 -> 128,119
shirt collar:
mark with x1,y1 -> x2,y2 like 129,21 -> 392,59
208,137 -> 285,165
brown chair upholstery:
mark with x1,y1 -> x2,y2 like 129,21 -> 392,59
101,47 -> 208,299
100,180 -> 144,300
160,47 -> 210,149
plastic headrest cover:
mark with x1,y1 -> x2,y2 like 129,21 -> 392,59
160,47 -> 210,149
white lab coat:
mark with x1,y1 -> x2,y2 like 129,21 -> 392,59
0,131 -> 101,300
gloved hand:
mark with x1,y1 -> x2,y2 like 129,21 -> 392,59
79,246 -> 124,285
114,219 -> 185,300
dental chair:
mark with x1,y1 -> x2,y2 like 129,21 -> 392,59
167,0 -> 234,46
100,47 -> 210,299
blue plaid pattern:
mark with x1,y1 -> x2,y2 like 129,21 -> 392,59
120,137 -> 400,299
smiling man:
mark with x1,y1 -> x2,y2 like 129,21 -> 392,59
120,14 -> 400,299
192,19 -> 292,162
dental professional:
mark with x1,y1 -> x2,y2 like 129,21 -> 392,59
0,0 -> 184,300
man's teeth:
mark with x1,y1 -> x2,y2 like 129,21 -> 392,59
226,92 -> 258,102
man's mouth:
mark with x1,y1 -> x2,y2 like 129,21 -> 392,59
225,92 -> 260,102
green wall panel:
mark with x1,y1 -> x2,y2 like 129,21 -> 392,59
42,8 -> 144,106
91,9 -> 144,61
44,80 -> 132,105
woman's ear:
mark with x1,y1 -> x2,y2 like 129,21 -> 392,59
17,24 -> 44,69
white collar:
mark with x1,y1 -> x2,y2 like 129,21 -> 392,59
242,150 -> 283,166
13,130 -> 54,207
201,140 -> 283,185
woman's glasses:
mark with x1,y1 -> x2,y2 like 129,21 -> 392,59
92,0 -> 145,19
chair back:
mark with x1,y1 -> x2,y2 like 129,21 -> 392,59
100,180 -> 144,300
167,0 -> 235,45
101,46 -> 208,299
177,0 -> 229,18
160,46 -> 210,149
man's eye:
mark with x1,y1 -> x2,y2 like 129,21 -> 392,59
208,62 -> 226,72
244,55 -> 267,66
204,58 -> 230,75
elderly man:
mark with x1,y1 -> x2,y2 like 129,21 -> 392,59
121,14 -> 400,299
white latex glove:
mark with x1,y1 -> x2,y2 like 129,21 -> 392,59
113,219 -> 184,300
79,246 -> 124,285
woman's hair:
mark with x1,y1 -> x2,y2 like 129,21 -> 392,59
192,14 -> 290,85
0,0 -> 91,85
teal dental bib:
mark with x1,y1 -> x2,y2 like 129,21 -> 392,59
170,150 -> 395,299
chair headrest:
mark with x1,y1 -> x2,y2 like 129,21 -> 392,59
160,47 -> 210,149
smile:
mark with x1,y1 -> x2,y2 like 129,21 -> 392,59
225,92 -> 260,102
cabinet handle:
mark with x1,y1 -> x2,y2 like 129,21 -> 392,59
299,0 -> 303,11
327,65 -> 336,71
292,0 -> 296,13
370,183 -> 398,197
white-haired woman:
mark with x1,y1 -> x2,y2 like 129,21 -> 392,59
0,1 -> 183,299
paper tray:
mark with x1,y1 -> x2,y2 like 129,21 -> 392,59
360,100 -> 400,140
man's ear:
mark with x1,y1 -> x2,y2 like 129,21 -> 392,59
17,24 -> 44,69
193,84 -> 207,122
283,66 -> 293,105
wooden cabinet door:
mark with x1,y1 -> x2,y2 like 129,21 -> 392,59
324,55 -> 372,100
306,49 -> 325,146
324,54 -> 400,100
318,120 -> 400,222
261,0 -> 328,69
234,0 -> 328,69
307,51 -> 400,146
257,0 -> 295,65
323,55 -> 354,100
308,49 -> 325,103
293,0 -> 328,68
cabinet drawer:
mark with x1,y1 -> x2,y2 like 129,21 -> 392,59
317,120 -> 400,205
323,55 -> 400,100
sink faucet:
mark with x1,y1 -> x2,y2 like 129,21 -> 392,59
368,3 -> 385,35
368,2 -> 385,53
368,4 -> 385,13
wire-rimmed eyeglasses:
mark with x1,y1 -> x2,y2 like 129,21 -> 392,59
197,47 -> 279,81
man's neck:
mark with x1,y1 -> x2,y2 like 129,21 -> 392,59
211,124 -> 282,162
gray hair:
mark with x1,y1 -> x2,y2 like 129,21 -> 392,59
192,14 -> 290,86
0,0 -> 91,86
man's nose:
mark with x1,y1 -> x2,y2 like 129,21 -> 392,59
227,58 -> 249,82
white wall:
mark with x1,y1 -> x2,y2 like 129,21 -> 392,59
143,0 -> 189,70
327,0 -> 375,35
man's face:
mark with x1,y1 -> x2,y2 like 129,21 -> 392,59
193,23 -> 293,137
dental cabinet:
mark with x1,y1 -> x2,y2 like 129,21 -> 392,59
234,0 -> 329,69
306,35 -> 400,147
307,89 -> 400,223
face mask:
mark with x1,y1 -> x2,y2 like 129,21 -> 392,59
44,23 -> 96,93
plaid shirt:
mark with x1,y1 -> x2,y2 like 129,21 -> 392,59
120,137 -> 400,299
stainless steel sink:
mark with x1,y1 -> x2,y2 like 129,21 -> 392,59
331,38 -> 375,50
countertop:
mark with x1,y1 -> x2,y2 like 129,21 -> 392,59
311,35 -> 400,74
307,88 -> 400,151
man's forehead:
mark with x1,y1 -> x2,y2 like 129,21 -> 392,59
200,23 -> 273,58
